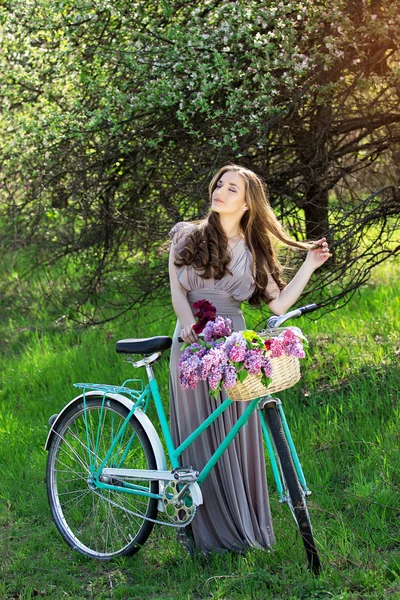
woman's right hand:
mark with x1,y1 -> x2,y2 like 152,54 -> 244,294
180,324 -> 199,344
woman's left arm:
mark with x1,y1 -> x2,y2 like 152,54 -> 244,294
268,238 -> 331,315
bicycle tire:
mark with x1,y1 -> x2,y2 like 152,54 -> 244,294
46,396 -> 158,560
263,405 -> 322,574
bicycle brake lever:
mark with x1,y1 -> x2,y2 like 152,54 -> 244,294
267,315 -> 280,328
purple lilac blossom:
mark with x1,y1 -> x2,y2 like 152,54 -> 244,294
243,348 -> 263,374
202,320 -> 214,343
284,340 -> 305,358
282,329 -> 305,357
228,342 -> 246,362
203,316 -> 232,342
177,344 -> 208,389
180,375 -> 190,389
223,331 -> 246,356
177,351 -> 203,389
222,363 -> 237,389
214,316 -> 232,338
206,346 -> 228,390
261,356 -> 273,378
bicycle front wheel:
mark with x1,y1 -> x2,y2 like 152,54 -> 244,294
46,397 -> 158,560
263,404 -> 322,574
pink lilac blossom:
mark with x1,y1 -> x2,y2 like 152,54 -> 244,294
200,351 -> 215,379
282,329 -> 305,358
267,329 -> 306,359
268,328 -> 306,359
270,338 -> 285,358
228,342 -> 247,362
284,329 -> 296,341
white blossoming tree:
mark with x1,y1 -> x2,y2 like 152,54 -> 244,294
0,0 -> 399,323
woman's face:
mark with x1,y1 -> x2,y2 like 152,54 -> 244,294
211,171 -> 247,216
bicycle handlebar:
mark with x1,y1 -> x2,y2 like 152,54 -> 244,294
266,303 -> 318,329
177,334 -> 204,343
177,303 -> 319,343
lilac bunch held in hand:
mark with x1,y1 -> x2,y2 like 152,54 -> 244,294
191,299 -> 217,334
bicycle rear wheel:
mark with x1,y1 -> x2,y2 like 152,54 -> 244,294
46,397 -> 158,559
263,405 -> 321,574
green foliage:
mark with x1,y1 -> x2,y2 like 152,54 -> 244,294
0,0 -> 399,323
2,0 -> 399,150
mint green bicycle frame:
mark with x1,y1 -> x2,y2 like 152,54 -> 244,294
79,371 -> 310,504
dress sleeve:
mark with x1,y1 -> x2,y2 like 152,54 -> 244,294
168,221 -> 196,255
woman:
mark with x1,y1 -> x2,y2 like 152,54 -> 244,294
168,164 -> 330,555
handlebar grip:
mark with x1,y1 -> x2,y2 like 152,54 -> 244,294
299,303 -> 319,314
177,334 -> 204,343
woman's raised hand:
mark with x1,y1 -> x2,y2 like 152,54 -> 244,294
305,238 -> 332,271
180,324 -> 199,344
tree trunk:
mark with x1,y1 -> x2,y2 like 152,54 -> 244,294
303,185 -> 329,240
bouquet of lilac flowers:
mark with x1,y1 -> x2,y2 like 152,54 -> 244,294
178,307 -> 307,399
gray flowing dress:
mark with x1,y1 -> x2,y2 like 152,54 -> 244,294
169,222 -> 275,553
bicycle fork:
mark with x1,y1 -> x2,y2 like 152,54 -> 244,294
258,396 -> 311,503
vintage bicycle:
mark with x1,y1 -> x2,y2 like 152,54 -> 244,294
45,303 -> 322,574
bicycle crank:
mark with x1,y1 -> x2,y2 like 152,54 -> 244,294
162,480 -> 196,525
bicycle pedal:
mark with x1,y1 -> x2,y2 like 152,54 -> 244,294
171,467 -> 199,482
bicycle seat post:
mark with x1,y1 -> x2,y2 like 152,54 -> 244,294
145,362 -> 155,381
125,352 -> 162,382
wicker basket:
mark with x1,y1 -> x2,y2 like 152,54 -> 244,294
226,354 -> 301,402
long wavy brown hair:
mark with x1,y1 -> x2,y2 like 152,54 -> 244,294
173,164 -> 315,306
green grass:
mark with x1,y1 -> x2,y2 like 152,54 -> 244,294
0,262 -> 399,599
